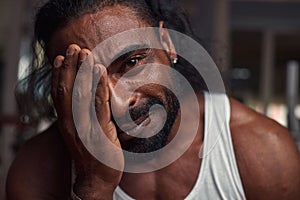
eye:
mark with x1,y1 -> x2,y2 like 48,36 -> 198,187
124,56 -> 143,70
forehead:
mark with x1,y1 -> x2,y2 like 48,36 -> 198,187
47,5 -> 151,62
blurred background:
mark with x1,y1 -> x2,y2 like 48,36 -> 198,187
0,0 -> 300,198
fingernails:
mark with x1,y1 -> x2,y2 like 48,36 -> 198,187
66,48 -> 75,56
54,59 -> 63,68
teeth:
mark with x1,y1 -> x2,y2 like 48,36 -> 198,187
125,117 -> 150,136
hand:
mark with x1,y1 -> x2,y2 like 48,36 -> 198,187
51,44 -> 124,199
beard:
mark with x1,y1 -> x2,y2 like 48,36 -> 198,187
117,88 -> 180,154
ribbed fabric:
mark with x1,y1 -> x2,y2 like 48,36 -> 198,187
113,93 -> 246,200
184,93 -> 246,200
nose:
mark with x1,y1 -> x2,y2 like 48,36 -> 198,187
108,78 -> 136,119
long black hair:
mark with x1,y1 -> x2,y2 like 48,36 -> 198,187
15,0 -> 205,123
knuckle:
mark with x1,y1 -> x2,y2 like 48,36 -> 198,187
57,83 -> 70,96
107,121 -> 116,133
73,90 -> 82,100
95,95 -> 105,106
63,59 -> 72,68
73,87 -> 90,101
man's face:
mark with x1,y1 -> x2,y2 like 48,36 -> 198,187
47,5 -> 180,153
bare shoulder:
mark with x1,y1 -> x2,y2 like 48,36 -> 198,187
6,122 -> 71,200
229,98 -> 300,200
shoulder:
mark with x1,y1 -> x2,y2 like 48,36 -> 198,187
6,123 -> 71,200
229,98 -> 300,200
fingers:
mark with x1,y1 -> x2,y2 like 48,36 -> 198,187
52,45 -> 92,116
52,55 -> 64,109
94,64 -> 118,144
78,48 -> 92,69
51,44 -> 93,139
51,45 -> 122,170
72,49 -> 94,135
51,43 -> 117,146
58,45 -> 81,119
71,47 -> 93,130
51,45 -> 81,150
94,64 -> 110,124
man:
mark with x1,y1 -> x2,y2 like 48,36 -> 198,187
6,0 -> 300,199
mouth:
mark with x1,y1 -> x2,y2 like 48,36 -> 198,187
115,98 -> 165,144
117,114 -> 151,142
124,114 -> 151,136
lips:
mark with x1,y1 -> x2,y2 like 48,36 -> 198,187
124,115 -> 150,136
115,98 -> 164,142
118,114 -> 150,137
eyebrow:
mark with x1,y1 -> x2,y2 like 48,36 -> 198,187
110,44 -> 151,63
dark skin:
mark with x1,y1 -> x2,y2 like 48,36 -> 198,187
6,5 -> 300,200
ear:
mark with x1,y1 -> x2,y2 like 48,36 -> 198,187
159,21 -> 177,63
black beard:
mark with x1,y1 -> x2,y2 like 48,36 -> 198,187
118,88 -> 180,155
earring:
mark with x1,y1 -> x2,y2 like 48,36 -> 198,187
173,57 -> 178,64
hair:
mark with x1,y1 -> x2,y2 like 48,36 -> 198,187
15,0 -> 206,124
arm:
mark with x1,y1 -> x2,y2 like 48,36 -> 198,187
6,127 -> 71,200
230,99 -> 300,200
6,125 -> 118,200
7,44 -> 123,200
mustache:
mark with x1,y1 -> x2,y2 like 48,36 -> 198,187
129,98 -> 163,122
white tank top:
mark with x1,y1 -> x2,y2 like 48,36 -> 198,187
113,93 -> 246,199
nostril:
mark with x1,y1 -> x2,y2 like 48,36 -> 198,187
128,99 -> 136,108
128,93 -> 138,108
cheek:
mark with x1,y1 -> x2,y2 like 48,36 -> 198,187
119,70 -> 173,95
111,62 -> 175,102
135,85 -> 169,103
